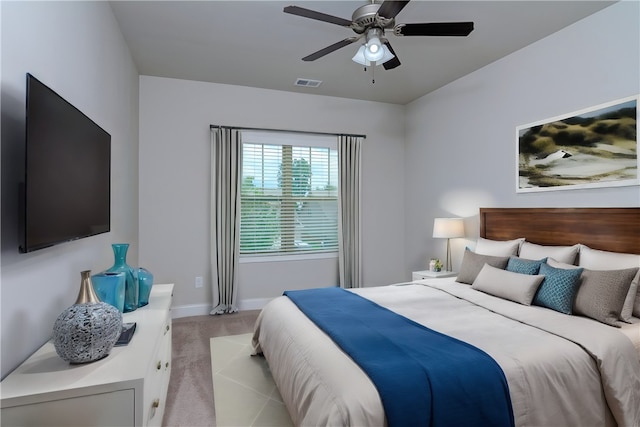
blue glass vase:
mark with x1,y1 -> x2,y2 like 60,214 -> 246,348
137,267 -> 154,307
91,271 -> 126,312
107,243 -> 138,312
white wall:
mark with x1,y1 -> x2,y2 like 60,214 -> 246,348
404,1 -> 640,275
0,1 -> 139,379
138,77 -> 406,313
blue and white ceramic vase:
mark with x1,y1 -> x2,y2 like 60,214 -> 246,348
92,271 -> 126,312
106,243 -> 138,312
137,267 -> 154,308
53,270 -> 123,364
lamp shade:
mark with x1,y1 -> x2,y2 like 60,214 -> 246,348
380,44 -> 394,63
352,45 -> 371,66
432,218 -> 465,239
352,43 -> 394,66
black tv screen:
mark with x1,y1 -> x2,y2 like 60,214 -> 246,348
20,73 -> 111,253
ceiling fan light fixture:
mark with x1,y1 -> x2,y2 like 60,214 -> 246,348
380,44 -> 394,63
351,44 -> 371,66
365,38 -> 383,61
364,28 -> 384,61
352,41 -> 395,67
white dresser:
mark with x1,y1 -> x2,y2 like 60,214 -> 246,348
0,284 -> 174,427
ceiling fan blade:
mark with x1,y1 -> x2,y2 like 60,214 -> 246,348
395,22 -> 474,37
382,41 -> 401,70
377,1 -> 411,20
284,5 -> 352,27
302,38 -> 358,61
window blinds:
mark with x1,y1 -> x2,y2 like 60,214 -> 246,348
240,132 -> 338,256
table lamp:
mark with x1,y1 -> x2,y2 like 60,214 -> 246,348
432,218 -> 465,272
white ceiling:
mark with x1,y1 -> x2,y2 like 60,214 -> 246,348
109,1 -> 615,105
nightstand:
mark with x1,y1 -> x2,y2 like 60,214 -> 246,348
412,270 -> 458,280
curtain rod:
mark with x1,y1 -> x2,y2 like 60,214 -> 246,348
209,124 -> 366,139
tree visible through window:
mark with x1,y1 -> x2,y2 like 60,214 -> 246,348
240,133 -> 338,256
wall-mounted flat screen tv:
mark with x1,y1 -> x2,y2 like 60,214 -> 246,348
20,73 -> 111,253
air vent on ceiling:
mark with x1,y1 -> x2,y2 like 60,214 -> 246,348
295,78 -> 322,88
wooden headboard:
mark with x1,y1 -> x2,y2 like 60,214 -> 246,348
480,208 -> 640,255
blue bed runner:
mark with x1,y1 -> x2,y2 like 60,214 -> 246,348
284,287 -> 515,427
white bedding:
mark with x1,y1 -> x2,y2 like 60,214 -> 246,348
620,320 -> 640,357
253,278 -> 640,427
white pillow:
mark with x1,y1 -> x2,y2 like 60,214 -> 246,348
475,237 -> 524,257
472,264 -> 544,305
519,242 -> 579,264
547,258 -> 580,270
578,245 -> 640,269
578,245 -> 640,321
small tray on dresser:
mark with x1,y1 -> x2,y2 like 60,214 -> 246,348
115,322 -> 137,346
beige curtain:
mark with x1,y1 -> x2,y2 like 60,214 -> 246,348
210,127 -> 241,314
338,135 -> 362,288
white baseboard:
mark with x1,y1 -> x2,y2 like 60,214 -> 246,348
171,298 -> 272,319
171,303 -> 211,319
239,298 -> 272,311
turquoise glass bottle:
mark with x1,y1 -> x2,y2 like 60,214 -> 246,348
91,271 -> 126,312
137,267 -> 154,307
107,243 -> 138,312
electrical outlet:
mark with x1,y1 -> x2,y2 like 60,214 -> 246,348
195,276 -> 203,288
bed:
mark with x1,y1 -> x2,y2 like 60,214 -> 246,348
252,207 -> 640,427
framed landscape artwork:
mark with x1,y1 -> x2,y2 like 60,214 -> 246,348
516,96 -> 638,193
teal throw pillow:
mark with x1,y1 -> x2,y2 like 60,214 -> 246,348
506,257 -> 547,275
533,263 -> 584,314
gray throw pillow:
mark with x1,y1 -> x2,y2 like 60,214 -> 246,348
456,249 -> 509,285
578,245 -> 640,320
472,264 -> 544,305
574,267 -> 639,327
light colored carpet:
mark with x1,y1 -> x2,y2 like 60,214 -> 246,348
210,333 -> 293,427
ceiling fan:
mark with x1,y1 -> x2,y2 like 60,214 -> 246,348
284,0 -> 474,70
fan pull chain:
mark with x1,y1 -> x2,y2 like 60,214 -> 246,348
362,66 -> 375,84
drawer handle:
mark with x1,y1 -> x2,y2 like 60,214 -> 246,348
152,399 -> 160,409
165,361 -> 170,369
157,361 -> 162,370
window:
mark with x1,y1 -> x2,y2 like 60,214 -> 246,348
240,131 -> 338,257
